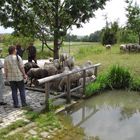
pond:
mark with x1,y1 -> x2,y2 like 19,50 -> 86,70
61,90 -> 140,140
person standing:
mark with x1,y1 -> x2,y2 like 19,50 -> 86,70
4,46 -> 27,108
0,48 -> 7,105
16,44 -> 25,58
27,43 -> 37,64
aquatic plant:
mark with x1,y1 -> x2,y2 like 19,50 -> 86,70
85,65 -> 134,97
107,65 -> 132,89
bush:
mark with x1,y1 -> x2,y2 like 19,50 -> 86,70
85,73 -> 108,97
85,65 -> 134,97
107,65 -> 132,89
131,78 -> 140,91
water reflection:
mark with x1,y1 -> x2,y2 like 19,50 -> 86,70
64,90 -> 140,140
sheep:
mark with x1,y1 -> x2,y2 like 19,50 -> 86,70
78,75 -> 96,86
24,62 -> 39,74
59,53 -> 68,66
58,66 -> 82,91
64,56 -> 75,70
44,62 -> 57,76
105,44 -> 111,49
120,44 -> 127,52
81,61 -> 94,77
53,59 -> 61,70
27,68 -> 48,86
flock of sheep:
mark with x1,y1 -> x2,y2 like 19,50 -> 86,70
24,54 -> 96,92
105,43 -> 140,52
120,44 -> 140,52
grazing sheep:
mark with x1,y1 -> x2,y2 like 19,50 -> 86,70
105,44 -> 111,49
24,62 -> 39,74
120,43 -> 140,52
120,44 -> 127,52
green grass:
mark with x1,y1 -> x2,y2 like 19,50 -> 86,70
65,42 -> 140,78
1,41 -> 140,77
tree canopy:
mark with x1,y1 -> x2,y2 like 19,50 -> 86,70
126,0 -> 140,44
0,0 -> 109,58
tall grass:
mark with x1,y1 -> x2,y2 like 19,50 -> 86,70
107,65 -> 132,89
85,65 -> 133,97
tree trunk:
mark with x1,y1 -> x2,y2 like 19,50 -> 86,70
41,41 -> 44,52
53,35 -> 59,59
138,35 -> 140,45
53,0 -> 59,59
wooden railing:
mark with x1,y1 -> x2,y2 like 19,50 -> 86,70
37,63 -> 101,111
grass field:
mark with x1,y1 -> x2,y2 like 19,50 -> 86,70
1,41 -> 140,78
62,42 -> 140,78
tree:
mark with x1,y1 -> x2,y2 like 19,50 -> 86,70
126,0 -> 140,44
101,21 -> 119,45
0,0 -> 109,59
89,31 -> 101,42
118,27 -> 138,43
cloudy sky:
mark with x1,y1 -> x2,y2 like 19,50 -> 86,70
0,0 -> 140,36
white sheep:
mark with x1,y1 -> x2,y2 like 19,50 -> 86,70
44,62 -> 57,76
81,61 -> 94,77
105,44 -> 111,49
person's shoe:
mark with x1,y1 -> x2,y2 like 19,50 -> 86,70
14,105 -> 20,108
0,102 -> 7,105
22,103 -> 28,107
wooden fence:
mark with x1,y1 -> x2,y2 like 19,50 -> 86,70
37,63 -> 101,111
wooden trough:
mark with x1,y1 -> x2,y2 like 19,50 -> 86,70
37,63 -> 101,111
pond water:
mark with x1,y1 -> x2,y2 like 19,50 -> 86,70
62,90 -> 140,140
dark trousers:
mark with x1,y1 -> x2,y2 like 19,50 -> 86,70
10,80 -> 26,107
28,56 -> 37,64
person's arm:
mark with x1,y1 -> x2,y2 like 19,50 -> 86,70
19,67 -> 27,79
0,60 -> 3,69
18,56 -> 27,79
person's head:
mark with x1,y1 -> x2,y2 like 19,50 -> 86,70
16,44 -> 21,50
29,42 -> 34,47
8,46 -> 17,55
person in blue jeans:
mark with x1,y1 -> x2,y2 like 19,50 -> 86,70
4,46 -> 27,108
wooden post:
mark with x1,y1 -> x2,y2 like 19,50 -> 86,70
94,66 -> 98,77
83,70 -> 86,95
66,75 -> 71,103
45,82 -> 50,112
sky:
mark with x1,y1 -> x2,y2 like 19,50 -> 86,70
0,0 -> 140,36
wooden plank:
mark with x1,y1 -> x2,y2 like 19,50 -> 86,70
70,85 -> 82,92
51,92 -> 67,100
66,75 -> 71,104
45,82 -> 50,112
82,70 -> 86,95
25,86 -> 45,92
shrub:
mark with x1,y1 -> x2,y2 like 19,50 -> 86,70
85,73 -> 108,97
85,65 -> 134,97
131,78 -> 140,91
107,65 -> 132,89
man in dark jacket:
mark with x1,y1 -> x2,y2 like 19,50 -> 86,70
27,43 -> 37,64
